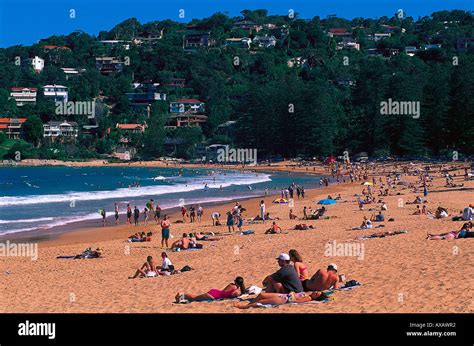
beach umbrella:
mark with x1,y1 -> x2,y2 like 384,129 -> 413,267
273,198 -> 289,204
318,199 -> 337,205
362,182 -> 373,186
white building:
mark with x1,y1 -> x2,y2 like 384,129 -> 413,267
30,56 -> 44,73
61,68 -> 86,80
9,87 -> 37,106
43,85 -> 68,102
253,35 -> 277,48
43,121 -> 78,141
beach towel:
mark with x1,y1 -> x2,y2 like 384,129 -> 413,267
241,230 -> 255,235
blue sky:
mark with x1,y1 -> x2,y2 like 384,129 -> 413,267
0,0 -> 472,47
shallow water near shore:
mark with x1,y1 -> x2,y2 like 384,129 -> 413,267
0,166 -> 320,236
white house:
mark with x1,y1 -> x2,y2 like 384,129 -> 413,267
43,85 -> 68,102
253,35 -> 277,48
43,121 -> 78,141
9,87 -> 37,106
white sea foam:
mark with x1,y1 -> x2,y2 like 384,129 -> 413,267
0,174 -> 271,207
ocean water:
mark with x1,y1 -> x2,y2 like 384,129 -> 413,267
0,166 -> 320,235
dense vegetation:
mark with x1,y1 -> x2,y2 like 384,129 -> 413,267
0,9 -> 473,161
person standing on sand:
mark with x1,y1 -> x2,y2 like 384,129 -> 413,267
154,203 -> 161,224
160,215 -> 171,249
301,187 -> 305,198
302,264 -> 339,291
127,204 -> 132,224
133,206 -> 140,226
226,211 -> 235,232
101,209 -> 106,226
260,200 -> 266,223
197,204 -> 203,222
114,203 -> 119,225
181,205 -> 187,222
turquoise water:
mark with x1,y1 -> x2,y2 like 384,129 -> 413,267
0,166 -> 320,235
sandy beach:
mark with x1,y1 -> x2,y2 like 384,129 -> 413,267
1,161 -> 473,313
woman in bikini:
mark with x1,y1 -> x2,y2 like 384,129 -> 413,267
289,249 -> 309,282
233,291 -> 328,309
175,277 -> 245,303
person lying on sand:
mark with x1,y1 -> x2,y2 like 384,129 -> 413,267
302,264 -> 339,291
193,232 -> 223,241
265,222 -> 283,234
427,222 -> 472,240
175,276 -> 245,303
129,256 -> 157,278
233,291 -> 328,309
293,224 -> 314,230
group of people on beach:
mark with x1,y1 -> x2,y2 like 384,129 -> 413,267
175,249 -> 340,308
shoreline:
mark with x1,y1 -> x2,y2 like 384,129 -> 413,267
1,161 -> 473,313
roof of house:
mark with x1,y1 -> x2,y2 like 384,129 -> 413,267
45,121 -> 78,126
174,98 -> 203,103
329,28 -> 350,34
43,45 -> 71,50
0,118 -> 27,123
43,85 -> 67,89
10,87 -> 37,91
0,124 -> 7,129
116,123 -> 145,130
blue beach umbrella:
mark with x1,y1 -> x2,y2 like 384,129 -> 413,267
318,199 -> 337,205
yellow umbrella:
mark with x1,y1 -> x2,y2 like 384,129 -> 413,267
272,198 -> 289,204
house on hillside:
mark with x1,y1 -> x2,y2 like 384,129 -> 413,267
224,37 -> 252,49
424,44 -> 442,50
369,33 -> 392,41
367,48 -> 399,58
0,118 -> 27,139
183,32 -> 214,51
232,20 -> 262,34
61,67 -> 86,80
163,78 -> 185,88
9,87 -> 37,106
167,99 -> 207,128
116,123 -> 147,144
99,40 -> 131,50
43,121 -> 78,142
327,28 -> 352,38
43,85 -> 68,103
253,35 -> 277,48
133,30 -> 164,45
457,37 -> 474,52
95,57 -> 125,74
336,37 -> 360,50
405,46 -> 418,56
126,82 -> 166,106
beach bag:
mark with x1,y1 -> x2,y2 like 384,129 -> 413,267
180,265 -> 192,272
246,285 -> 263,295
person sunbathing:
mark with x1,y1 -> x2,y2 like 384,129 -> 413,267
233,291 -> 328,309
129,256 -> 157,278
171,233 -> 191,250
194,232 -> 222,241
303,264 -> 339,291
175,276 -> 245,303
413,205 -> 422,215
427,222 -> 472,240
359,216 -> 372,229
265,222 -> 283,234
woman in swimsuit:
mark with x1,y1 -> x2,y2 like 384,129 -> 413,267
233,291 -> 328,309
175,277 -> 245,303
289,249 -> 309,281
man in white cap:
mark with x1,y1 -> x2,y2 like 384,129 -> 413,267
303,263 -> 339,291
262,253 -> 303,293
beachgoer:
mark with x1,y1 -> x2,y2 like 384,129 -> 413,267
211,212 -> 221,226
133,206 -> 140,226
160,215 -> 171,248
154,204 -> 162,223
175,277 -> 245,303
126,204 -> 132,224
114,203 -> 119,225
233,291 -> 328,309
129,256 -> 157,279
303,264 -> 339,291
157,252 -> 174,275
260,200 -> 266,224
226,211 -> 235,232
265,221 -> 282,234
197,205 -> 204,222
289,249 -> 309,281
262,253 -> 303,293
